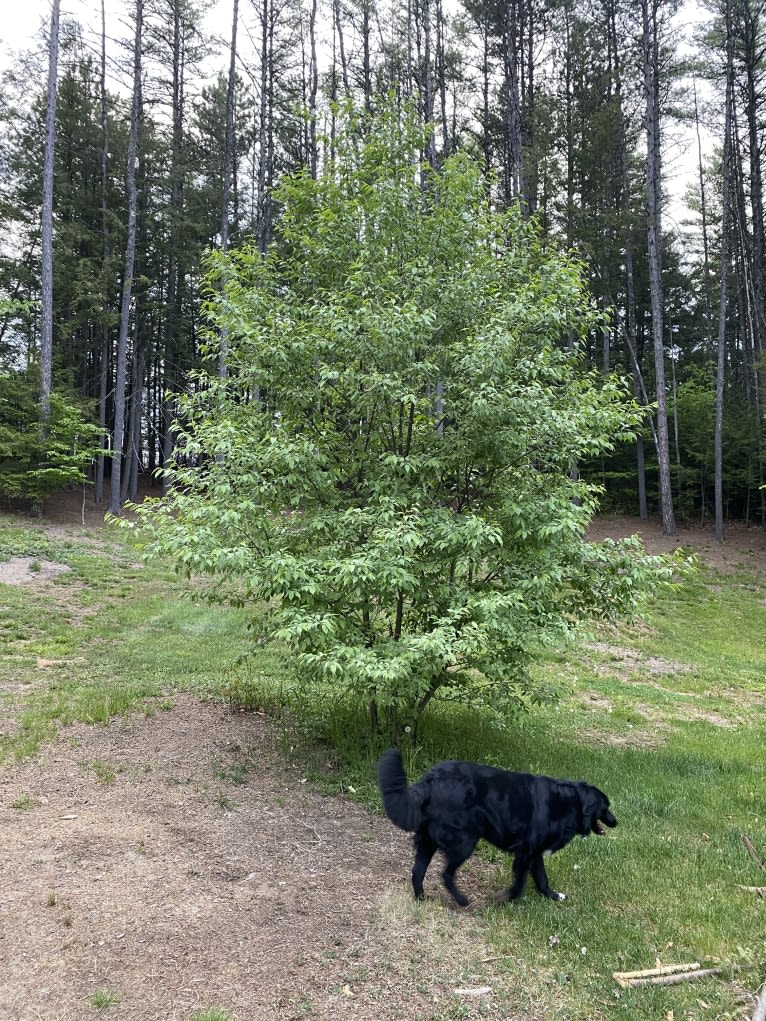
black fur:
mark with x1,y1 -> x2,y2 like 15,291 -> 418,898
377,749 -> 617,906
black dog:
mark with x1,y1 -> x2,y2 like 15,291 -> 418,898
377,749 -> 617,906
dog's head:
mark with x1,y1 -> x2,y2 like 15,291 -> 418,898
577,782 -> 618,837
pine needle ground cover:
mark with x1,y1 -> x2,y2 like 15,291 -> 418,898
0,510 -> 764,1020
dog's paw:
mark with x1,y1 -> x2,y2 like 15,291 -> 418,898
493,889 -> 519,905
555,892 -> 566,901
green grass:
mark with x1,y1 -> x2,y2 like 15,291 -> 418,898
0,517 -> 252,762
89,988 -> 120,1010
1,511 -> 764,1020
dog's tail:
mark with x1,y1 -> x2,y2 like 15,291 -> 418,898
377,748 -> 421,831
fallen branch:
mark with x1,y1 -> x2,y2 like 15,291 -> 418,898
614,964 -> 752,989
743,834 -> 765,871
738,885 -> 766,898
614,963 -> 701,981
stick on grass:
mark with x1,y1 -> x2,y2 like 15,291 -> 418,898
614,963 -> 701,981
743,834 -> 765,871
613,964 -> 754,989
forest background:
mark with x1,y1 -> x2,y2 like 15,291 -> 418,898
0,0 -> 762,533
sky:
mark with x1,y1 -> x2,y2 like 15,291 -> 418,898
0,0 -> 234,73
1,0 -> 123,63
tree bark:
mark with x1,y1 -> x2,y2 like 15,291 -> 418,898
307,0 -> 318,176
715,0 -> 735,543
39,0 -> 61,427
256,0 -> 273,254
219,0 -> 238,381
435,0 -> 449,156
641,0 -> 676,535
95,0 -> 110,504
109,0 -> 143,516
503,0 -> 523,204
693,76 -> 714,356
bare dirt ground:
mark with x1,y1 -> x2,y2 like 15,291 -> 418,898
2,489 -> 765,1021
585,512 -> 766,572
1,698 -> 517,1021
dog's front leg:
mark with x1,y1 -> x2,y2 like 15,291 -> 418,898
530,853 -> 565,901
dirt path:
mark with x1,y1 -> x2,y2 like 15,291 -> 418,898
1,696 -> 522,1021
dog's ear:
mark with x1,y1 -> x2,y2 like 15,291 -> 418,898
576,782 -> 598,832
576,783 -> 615,835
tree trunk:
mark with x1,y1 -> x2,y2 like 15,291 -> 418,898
641,0 -> 676,535
307,0 -> 318,176
693,76 -> 714,356
563,2 -> 574,244
39,0 -> 61,428
435,0 -> 449,156
160,0 -> 186,492
362,0 -> 372,113
95,0 -> 110,504
219,0 -> 238,381
739,0 -> 766,359
731,102 -> 766,523
333,0 -> 351,98
256,0 -> 273,254
422,0 -> 436,168
503,0 -> 523,204
715,0 -> 734,543
109,0 -> 143,516
121,343 -> 145,504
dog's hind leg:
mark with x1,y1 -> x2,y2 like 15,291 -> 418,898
530,853 -> 566,901
412,830 -> 437,900
494,847 -> 532,903
440,833 -> 478,908
442,858 -> 470,907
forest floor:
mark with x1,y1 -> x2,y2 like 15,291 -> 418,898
1,488 -> 765,1021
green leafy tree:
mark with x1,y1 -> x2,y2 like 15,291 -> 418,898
0,370 -> 105,508
130,105 -> 675,736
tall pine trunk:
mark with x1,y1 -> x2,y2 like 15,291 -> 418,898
109,0 -> 142,516
39,0 -> 61,430
715,0 -> 734,542
95,0 -> 110,504
503,0 -> 523,204
256,0 -> 274,254
219,0 -> 238,381
641,0 -> 676,535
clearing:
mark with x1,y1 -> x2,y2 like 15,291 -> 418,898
1,489 -> 764,1020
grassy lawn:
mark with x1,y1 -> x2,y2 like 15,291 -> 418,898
0,518 -> 251,761
458,566 -> 765,1019
1,513 -> 764,1020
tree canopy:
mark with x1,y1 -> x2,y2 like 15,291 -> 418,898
129,106 -> 675,735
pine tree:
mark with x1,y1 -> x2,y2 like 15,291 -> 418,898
109,0 -> 143,515
39,0 -> 61,428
